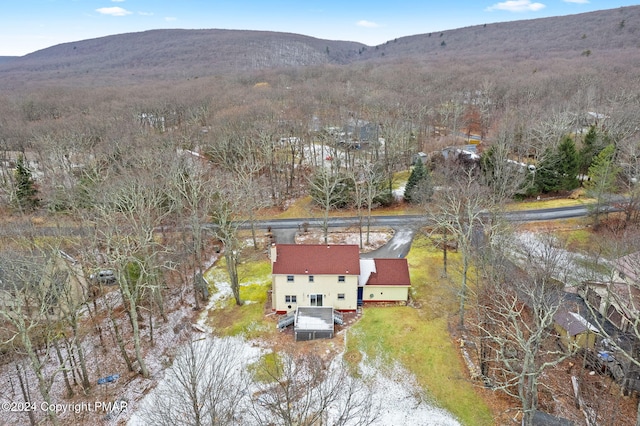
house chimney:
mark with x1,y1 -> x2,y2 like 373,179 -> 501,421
270,244 -> 277,264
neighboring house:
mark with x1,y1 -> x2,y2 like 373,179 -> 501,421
270,244 -> 411,315
553,310 -> 599,350
0,250 -> 88,319
580,252 -> 640,334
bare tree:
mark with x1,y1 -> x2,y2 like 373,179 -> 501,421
308,167 -> 352,244
349,160 -> 387,248
137,337 -> 251,426
428,163 -> 493,327
209,176 -> 245,306
478,232 -> 577,426
170,152 -> 217,310
579,232 -> 640,426
91,151 -> 176,377
0,248 -> 61,426
248,351 -> 380,426
615,135 -> 640,226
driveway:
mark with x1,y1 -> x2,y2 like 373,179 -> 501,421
361,227 -> 416,259
271,225 -> 416,258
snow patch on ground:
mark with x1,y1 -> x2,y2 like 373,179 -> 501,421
511,231 -> 611,286
367,364 -> 461,426
388,228 -> 415,252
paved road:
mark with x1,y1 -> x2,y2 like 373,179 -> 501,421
257,204 -> 607,258
4,205 -> 604,259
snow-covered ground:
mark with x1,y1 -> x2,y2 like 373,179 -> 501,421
510,231 -> 612,287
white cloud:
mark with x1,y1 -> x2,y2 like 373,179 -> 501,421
563,0 -> 589,3
96,7 -> 132,16
357,20 -> 381,28
138,12 -> 154,16
165,17 -> 177,22
485,0 -> 546,12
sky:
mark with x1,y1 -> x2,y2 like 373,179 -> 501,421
1,0 -> 639,56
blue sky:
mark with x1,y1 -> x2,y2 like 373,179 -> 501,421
1,0 -> 638,56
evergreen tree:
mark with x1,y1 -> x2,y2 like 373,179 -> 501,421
404,158 -> 432,203
14,154 -> 39,212
534,147 -> 562,193
585,144 -> 620,226
535,136 -> 580,193
557,136 -> 580,191
578,125 -> 608,175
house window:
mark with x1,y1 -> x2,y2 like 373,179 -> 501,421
285,295 -> 297,303
586,288 -> 601,311
338,276 -> 345,282
287,275 -> 294,282
308,275 -> 314,283
607,305 -> 623,329
337,293 -> 345,300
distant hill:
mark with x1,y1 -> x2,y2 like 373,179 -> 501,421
0,29 -> 364,86
0,5 -> 639,87
360,5 -> 640,61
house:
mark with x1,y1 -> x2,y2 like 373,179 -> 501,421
0,250 -> 88,319
553,310 -> 599,350
270,244 -> 411,315
580,252 -> 640,333
270,244 -> 361,314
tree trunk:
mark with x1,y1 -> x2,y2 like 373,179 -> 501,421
128,298 -> 149,377
108,307 -> 133,372
71,317 -> 91,392
53,339 -> 74,397
24,336 -> 59,426
459,252 -> 468,328
15,363 -> 36,426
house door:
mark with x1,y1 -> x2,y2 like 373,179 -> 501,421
357,287 -> 364,306
310,294 -> 323,306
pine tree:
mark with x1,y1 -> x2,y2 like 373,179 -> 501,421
585,144 -> 620,226
535,147 -> 562,193
14,154 -> 39,212
578,125 -> 608,175
535,137 -> 580,194
404,158 -> 431,203
557,136 -> 580,191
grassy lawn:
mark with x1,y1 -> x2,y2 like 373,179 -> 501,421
505,196 -> 595,211
347,235 -> 494,426
204,255 -> 276,339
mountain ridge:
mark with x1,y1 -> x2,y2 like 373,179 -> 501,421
1,5 -> 639,87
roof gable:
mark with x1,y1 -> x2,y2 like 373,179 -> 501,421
366,258 -> 411,286
272,244 -> 360,275
554,311 -> 599,336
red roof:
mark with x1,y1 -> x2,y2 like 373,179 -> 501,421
366,258 -> 411,286
272,244 -> 360,275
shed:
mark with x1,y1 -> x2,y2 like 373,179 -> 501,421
554,311 -> 599,350
294,306 -> 335,341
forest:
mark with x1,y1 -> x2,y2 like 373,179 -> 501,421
1,6 -> 640,426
